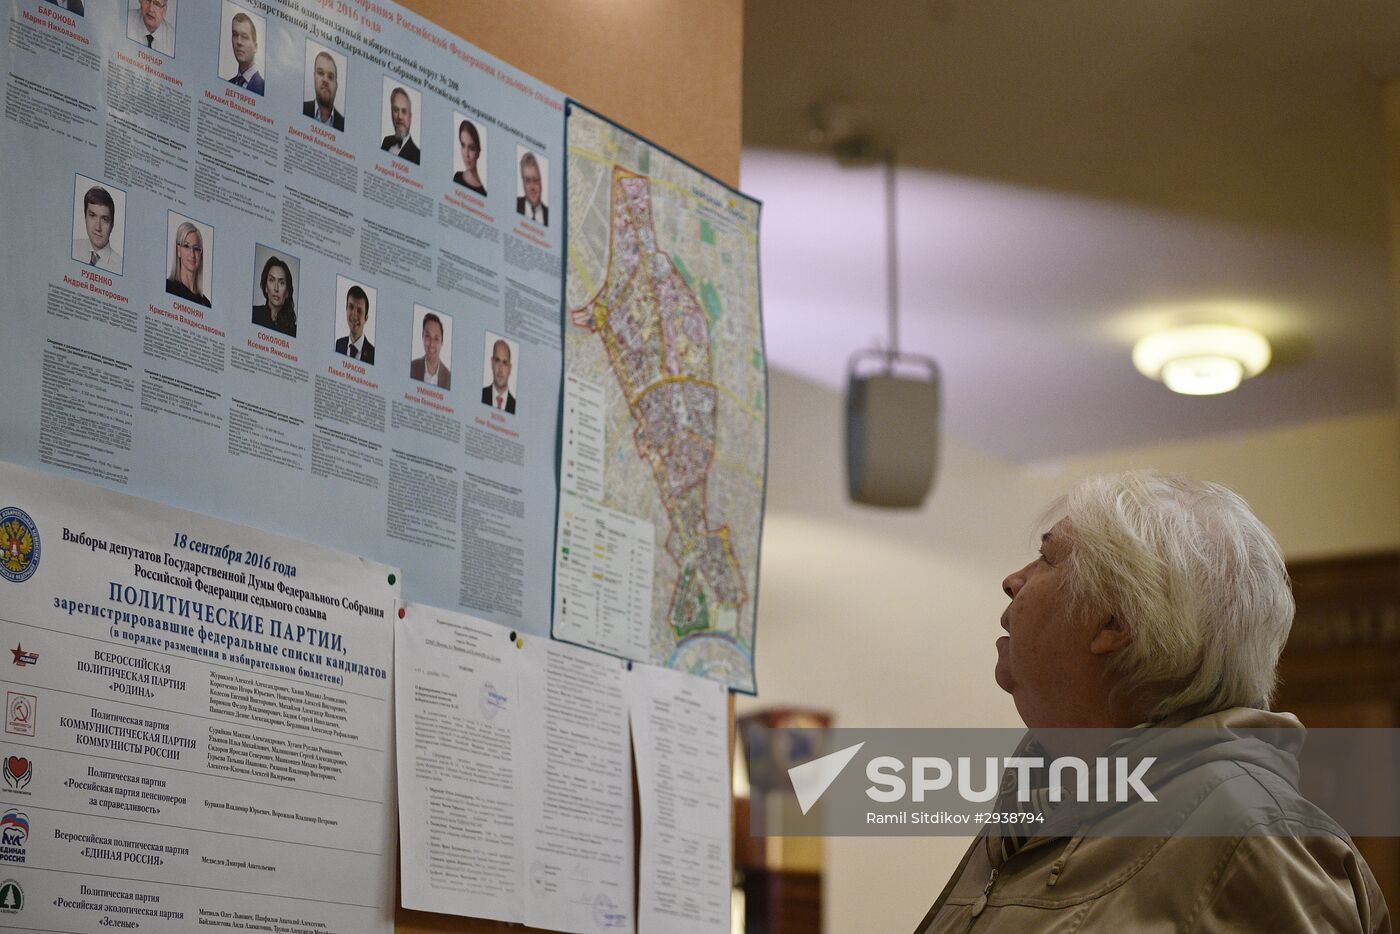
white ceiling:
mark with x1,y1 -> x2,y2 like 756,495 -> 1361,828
740,0 -> 1400,462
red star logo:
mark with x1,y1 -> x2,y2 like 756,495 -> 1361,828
9,645 -> 24,665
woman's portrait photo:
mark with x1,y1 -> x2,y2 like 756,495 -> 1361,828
251,246 -> 299,337
451,114 -> 487,197
165,212 -> 213,307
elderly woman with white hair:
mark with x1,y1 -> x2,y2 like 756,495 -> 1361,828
916,471 -> 1389,933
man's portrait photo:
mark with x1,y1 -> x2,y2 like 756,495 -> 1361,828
302,42 -> 346,131
481,333 -> 518,414
127,0 -> 175,55
515,147 -> 548,226
333,275 -> 376,364
45,0 -> 85,17
218,3 -> 264,95
250,246 -> 299,337
451,114 -> 487,197
71,176 -> 125,276
409,306 -> 451,390
165,212 -> 213,307
380,82 -> 421,164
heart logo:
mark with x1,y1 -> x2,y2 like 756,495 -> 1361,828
3,755 -> 30,789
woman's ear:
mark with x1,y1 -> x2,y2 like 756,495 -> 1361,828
1089,615 -> 1132,655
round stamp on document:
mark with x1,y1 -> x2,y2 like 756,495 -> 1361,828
593,893 -> 627,929
479,682 -> 507,720
0,507 -> 40,584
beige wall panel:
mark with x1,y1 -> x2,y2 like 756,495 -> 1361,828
402,0 -> 743,185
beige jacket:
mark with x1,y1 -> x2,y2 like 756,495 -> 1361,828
915,709 -> 1390,933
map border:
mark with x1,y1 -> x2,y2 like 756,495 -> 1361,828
550,98 -> 768,696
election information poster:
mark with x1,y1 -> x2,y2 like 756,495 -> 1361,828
0,460 -> 399,932
0,0 -> 565,635
554,102 -> 767,693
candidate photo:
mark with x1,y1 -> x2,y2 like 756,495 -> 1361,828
451,115 -> 487,197
165,213 -> 213,307
515,147 -> 548,226
218,3 -> 265,95
481,333 -> 517,413
333,276 -> 375,364
380,81 -> 421,164
127,0 -> 175,55
45,0 -> 85,16
409,306 -> 451,390
250,247 -> 298,337
71,177 -> 125,276
302,42 -> 346,131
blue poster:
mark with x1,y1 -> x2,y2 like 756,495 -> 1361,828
0,0 -> 566,634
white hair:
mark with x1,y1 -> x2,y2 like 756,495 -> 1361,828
1047,471 -> 1294,720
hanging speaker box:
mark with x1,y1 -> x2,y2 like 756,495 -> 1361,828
845,352 -> 941,508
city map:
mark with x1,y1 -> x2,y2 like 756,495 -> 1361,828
553,103 -> 766,693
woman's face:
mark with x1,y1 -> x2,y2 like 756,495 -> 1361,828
178,231 -> 202,275
265,265 -> 288,310
459,129 -> 479,172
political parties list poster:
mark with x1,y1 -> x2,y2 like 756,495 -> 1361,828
0,0 -> 564,635
554,103 -> 766,693
0,461 -> 399,932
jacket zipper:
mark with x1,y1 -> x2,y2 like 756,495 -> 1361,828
964,867 -> 999,932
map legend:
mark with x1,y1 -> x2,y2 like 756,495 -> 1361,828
554,495 -> 655,660
561,375 -> 606,499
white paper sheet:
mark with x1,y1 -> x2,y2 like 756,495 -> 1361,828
395,602 -> 634,932
394,605 -> 525,924
0,461 -> 398,933
628,663 -> 732,933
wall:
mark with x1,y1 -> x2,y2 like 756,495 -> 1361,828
402,1 -> 743,186
744,369 -> 1400,933
1022,410 -> 1400,560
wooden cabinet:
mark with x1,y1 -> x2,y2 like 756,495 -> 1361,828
1277,552 -> 1400,916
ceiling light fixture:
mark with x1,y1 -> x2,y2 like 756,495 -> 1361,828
1131,324 -> 1271,396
